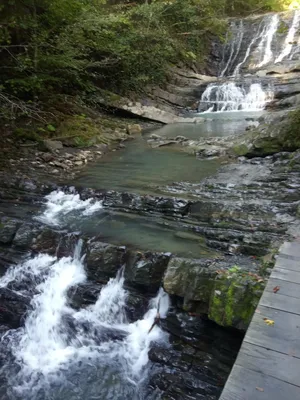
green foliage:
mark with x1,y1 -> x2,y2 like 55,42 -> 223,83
0,0 -> 291,120
47,124 -> 56,132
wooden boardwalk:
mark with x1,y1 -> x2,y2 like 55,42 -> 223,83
220,241 -> 300,400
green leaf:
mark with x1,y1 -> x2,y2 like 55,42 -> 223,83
47,124 -> 56,132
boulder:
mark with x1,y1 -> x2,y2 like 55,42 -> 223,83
33,229 -> 62,255
40,140 -> 63,153
230,111 -> 300,157
126,124 -> 142,135
0,288 -> 30,328
163,258 -> 266,330
163,258 -> 218,314
125,251 -> 171,293
41,152 -> 54,162
0,219 -> 19,245
13,223 -> 40,249
85,240 -> 126,281
68,282 -> 102,309
209,270 -> 265,331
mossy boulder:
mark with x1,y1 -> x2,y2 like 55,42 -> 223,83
230,110 -> 300,157
163,258 -> 266,330
209,268 -> 265,331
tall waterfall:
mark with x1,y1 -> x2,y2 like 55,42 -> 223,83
199,10 -> 300,113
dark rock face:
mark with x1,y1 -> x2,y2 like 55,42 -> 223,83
0,219 -> 20,245
13,223 -> 40,249
33,229 -> 62,255
68,282 -> 103,309
102,190 -> 189,217
0,288 -> 30,328
124,250 -> 171,293
124,291 -> 149,322
148,311 -> 243,400
85,240 -> 126,281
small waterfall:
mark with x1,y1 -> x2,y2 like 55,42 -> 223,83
37,189 -> 103,226
0,239 -> 170,398
255,14 -> 279,67
199,82 -> 274,112
275,9 -> 300,63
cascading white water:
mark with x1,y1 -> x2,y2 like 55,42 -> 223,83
200,82 -> 274,112
275,9 -> 300,63
220,20 -> 244,77
233,18 -> 265,76
199,14 -> 282,113
0,239 -> 170,399
37,189 -> 103,226
255,14 -> 279,67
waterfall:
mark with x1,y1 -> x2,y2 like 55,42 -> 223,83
199,13 -> 283,113
255,14 -> 279,67
199,82 -> 273,112
0,239 -> 170,399
275,9 -> 300,63
220,20 -> 244,77
37,189 -> 103,226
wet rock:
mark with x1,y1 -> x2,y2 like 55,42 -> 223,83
13,223 -> 40,249
163,258 -> 218,314
209,270 -> 265,331
40,152 -> 54,162
33,229 -> 62,255
125,251 -> 171,293
56,233 -> 84,258
68,282 -> 102,309
40,140 -> 63,153
163,257 -> 265,330
124,291 -> 149,322
126,124 -> 142,135
230,111 -> 300,157
0,219 -> 20,245
0,288 -> 30,328
85,240 -> 126,281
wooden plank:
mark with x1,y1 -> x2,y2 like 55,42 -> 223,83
220,364 -> 300,400
275,256 -> 300,272
244,306 -> 300,358
260,291 -> 300,315
235,342 -> 300,387
220,243 -> 300,399
271,268 -> 300,284
265,278 -> 300,299
280,242 -> 300,259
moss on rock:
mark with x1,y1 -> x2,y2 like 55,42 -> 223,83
208,269 -> 265,330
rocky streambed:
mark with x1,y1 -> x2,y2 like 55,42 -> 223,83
0,112 -> 299,399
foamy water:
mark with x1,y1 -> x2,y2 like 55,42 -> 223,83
37,190 -> 103,226
0,238 -> 169,399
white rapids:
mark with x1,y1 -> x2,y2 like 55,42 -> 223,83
0,240 -> 170,399
200,82 -> 274,112
37,189 -> 103,226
